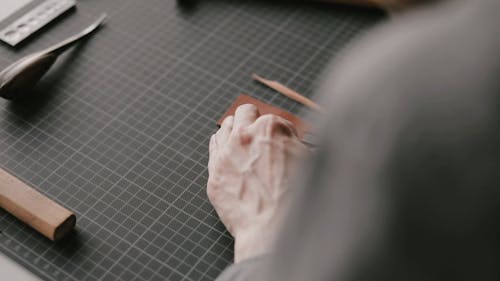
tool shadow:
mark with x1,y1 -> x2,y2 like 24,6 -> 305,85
6,38 -> 91,125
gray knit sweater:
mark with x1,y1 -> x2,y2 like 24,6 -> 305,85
216,1 -> 500,280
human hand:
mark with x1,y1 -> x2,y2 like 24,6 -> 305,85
208,104 -> 308,262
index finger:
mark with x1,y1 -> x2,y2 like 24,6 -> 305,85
233,104 -> 260,131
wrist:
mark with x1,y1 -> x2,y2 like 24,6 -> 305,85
234,226 -> 275,263
232,198 -> 291,262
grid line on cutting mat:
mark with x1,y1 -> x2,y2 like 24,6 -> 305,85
0,0 -> 384,280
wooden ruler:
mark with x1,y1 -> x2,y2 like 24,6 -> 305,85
0,167 -> 75,241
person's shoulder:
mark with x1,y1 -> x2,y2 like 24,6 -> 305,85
318,0 -> 500,128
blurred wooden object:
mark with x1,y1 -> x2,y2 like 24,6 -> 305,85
252,73 -> 324,112
0,168 -> 76,241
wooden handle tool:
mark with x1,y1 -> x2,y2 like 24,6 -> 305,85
252,73 -> 324,112
0,167 -> 76,241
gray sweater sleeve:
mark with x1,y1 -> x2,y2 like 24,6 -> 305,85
215,1 -> 500,281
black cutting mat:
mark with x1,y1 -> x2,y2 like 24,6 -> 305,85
0,1 -> 384,280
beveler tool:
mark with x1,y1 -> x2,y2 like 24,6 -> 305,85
252,73 -> 324,112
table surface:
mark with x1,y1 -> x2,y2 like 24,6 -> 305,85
1,252 -> 42,280
0,1 -> 383,280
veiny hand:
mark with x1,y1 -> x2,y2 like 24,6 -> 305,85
208,104 -> 309,262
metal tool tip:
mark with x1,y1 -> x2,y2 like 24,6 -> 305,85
97,13 -> 108,25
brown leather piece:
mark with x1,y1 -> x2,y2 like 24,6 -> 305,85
217,94 -> 309,138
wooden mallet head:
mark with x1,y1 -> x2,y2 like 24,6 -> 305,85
0,168 -> 76,241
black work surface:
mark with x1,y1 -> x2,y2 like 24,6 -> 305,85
0,1 -> 383,280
